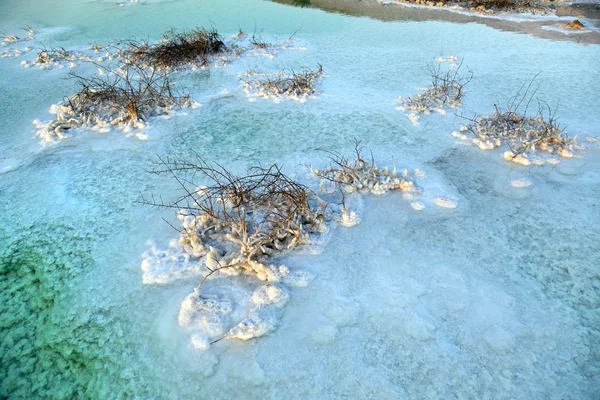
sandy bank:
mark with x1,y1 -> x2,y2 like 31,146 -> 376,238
272,0 -> 600,44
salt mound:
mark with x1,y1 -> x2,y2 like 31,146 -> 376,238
225,308 -> 278,341
339,209 -> 361,227
434,196 -> 458,209
510,178 -> 532,188
251,284 -> 289,308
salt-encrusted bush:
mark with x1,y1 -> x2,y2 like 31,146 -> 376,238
128,27 -> 226,69
35,61 -> 197,142
455,77 -> 577,165
142,156 -> 327,282
398,59 -> 473,115
241,65 -> 324,101
141,142 -> 426,347
311,141 -> 417,196
36,47 -> 75,64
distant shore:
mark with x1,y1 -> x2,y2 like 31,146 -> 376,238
272,0 -> 600,44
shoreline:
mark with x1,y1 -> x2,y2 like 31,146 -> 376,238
272,0 -> 600,44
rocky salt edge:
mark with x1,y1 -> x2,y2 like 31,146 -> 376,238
140,153 -> 461,349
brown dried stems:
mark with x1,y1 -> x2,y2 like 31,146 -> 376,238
141,154 -> 326,286
129,27 -> 226,69
242,65 -> 324,99
459,74 -> 573,160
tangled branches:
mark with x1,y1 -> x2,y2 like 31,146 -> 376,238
241,65 -> 324,101
455,75 -> 576,165
311,140 -> 417,196
1,25 -> 35,44
398,59 -> 473,117
36,47 -> 73,64
129,27 -> 226,69
34,61 -> 197,142
140,142 -> 425,346
141,155 -> 327,284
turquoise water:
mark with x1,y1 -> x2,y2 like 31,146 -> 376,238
0,0 -> 599,398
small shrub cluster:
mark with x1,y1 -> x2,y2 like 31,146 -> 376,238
241,65 -> 324,101
36,47 -> 76,64
141,143 -> 422,346
129,27 -> 226,69
143,156 -> 327,284
311,141 -> 417,196
455,78 -> 577,165
35,62 -> 196,142
398,60 -> 472,115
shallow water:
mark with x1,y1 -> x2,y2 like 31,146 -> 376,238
1,0 -> 599,398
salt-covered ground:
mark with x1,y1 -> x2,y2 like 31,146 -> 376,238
0,0 -> 599,398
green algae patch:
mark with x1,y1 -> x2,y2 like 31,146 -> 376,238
0,227 -> 131,399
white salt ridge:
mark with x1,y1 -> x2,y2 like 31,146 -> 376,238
434,196 -> 458,209
546,158 -> 561,165
190,333 -> 210,350
408,112 -> 420,126
224,307 -> 278,341
503,151 -> 531,166
412,168 -> 427,179
411,201 -> 425,211
510,178 -> 532,188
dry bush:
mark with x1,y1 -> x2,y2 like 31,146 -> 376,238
141,155 -> 326,285
249,31 -> 272,50
67,62 -> 187,123
35,47 -> 74,64
35,61 -> 196,141
241,65 -> 324,100
400,59 -> 473,114
311,140 -> 417,196
456,76 -> 576,164
129,27 -> 226,69
472,0 -> 535,12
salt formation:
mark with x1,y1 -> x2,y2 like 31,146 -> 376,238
0,27 -> 35,58
34,62 -> 199,143
21,47 -> 85,69
142,144 -> 422,348
310,143 -> 422,226
454,82 -> 579,165
397,58 -> 472,118
246,31 -> 306,58
310,145 -> 418,197
1,26 -> 35,45
241,65 -> 324,101
25,26 -> 307,143
339,208 -> 361,227
510,178 -> 532,188
141,160 -> 325,346
140,241 -> 205,284
411,201 -> 425,211
434,196 -> 458,209
437,55 -> 458,65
